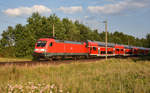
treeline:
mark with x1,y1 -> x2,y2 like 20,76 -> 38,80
0,13 -> 150,57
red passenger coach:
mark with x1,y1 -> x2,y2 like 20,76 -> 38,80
145,48 -> 150,55
114,45 -> 125,56
87,41 -> 115,56
124,46 -> 132,56
33,38 -> 88,59
132,47 -> 139,56
136,47 -> 149,55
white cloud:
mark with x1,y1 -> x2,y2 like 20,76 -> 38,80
88,0 -> 149,14
84,16 -> 89,19
59,6 -> 82,14
3,5 -> 51,16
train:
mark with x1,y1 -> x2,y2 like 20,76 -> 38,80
33,38 -> 150,60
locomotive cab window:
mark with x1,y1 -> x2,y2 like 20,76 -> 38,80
49,42 -> 53,47
37,41 -> 47,47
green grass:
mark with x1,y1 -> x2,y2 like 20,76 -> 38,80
0,57 -> 32,62
0,58 -> 150,93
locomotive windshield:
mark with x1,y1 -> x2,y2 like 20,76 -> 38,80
36,41 -> 47,47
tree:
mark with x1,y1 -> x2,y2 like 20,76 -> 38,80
0,13 -> 148,57
0,26 -> 15,57
146,34 -> 150,48
62,18 -> 80,41
75,21 -> 92,41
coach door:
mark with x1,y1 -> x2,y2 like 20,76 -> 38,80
98,48 -> 100,54
115,48 -> 119,55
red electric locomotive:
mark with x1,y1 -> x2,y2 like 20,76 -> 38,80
33,38 -> 89,60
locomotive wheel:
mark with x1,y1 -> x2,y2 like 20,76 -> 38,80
84,55 -> 89,59
61,56 -> 65,60
73,56 -> 79,61
48,57 -> 54,61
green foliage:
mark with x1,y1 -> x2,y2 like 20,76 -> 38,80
146,34 -> 150,48
0,13 -> 149,57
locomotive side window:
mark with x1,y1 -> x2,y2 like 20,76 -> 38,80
37,41 -> 47,47
49,42 -> 53,47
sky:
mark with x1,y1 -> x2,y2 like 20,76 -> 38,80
0,0 -> 150,38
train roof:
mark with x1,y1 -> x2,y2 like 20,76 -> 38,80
127,46 -> 150,50
87,40 -> 150,50
87,40 -> 129,47
55,39 -> 83,44
137,47 -> 150,50
87,40 -> 115,47
124,45 -> 132,49
76,39 -> 150,50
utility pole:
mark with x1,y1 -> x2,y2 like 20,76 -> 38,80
103,20 -> 108,61
128,38 -> 129,46
53,24 -> 55,38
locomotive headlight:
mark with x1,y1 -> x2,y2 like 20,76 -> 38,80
34,49 -> 39,51
40,49 -> 46,52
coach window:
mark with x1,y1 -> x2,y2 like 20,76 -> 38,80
101,51 -> 105,54
108,51 -> 113,54
121,49 -> 123,51
116,49 -> 119,51
93,47 -> 97,51
49,42 -> 53,47
126,52 -> 130,54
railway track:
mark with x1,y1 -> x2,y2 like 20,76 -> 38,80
0,57 -> 106,66
0,56 -> 146,66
